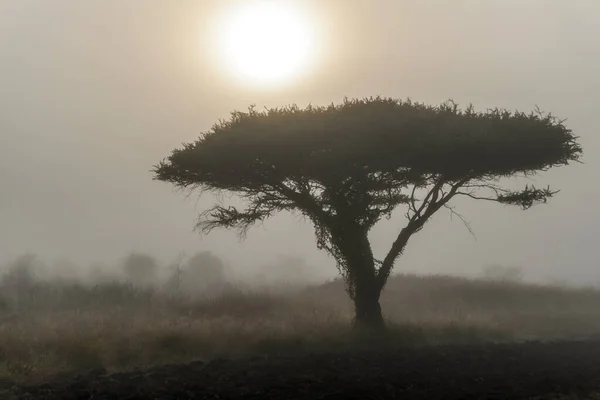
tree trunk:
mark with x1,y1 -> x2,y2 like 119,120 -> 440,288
353,279 -> 385,330
330,222 -> 386,330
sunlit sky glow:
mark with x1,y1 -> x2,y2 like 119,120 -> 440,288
216,1 -> 317,87
1,1 -> 599,284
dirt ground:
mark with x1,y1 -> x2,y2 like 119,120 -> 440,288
4,339 -> 600,399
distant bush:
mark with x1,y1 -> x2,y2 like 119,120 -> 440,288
0,254 -> 44,313
253,255 -> 317,287
481,265 -> 523,283
2,254 -> 39,287
178,251 -> 230,296
122,253 -> 159,287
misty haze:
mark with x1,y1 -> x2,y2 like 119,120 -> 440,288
1,1 -> 600,399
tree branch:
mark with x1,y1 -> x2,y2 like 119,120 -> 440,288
376,177 -> 469,290
407,175 -> 442,221
456,184 -> 558,210
455,192 -> 500,202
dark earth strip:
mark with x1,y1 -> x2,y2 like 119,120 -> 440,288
5,339 -> 600,399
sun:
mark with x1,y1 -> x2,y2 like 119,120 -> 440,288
217,1 -> 316,87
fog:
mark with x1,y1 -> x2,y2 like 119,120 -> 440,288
1,0 -> 599,285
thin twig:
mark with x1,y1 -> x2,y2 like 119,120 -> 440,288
444,203 -> 476,239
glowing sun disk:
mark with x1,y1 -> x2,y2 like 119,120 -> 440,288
219,2 -> 315,86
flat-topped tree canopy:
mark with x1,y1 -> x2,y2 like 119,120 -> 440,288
155,97 -> 580,220
156,97 -> 579,185
154,97 -> 582,329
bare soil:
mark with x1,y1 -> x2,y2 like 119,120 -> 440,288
5,339 -> 600,399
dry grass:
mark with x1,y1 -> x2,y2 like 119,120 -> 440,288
2,274 -> 600,384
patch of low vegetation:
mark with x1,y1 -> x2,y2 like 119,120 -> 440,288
2,255 -> 600,385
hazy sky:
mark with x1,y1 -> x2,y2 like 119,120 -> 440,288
1,0 -> 599,283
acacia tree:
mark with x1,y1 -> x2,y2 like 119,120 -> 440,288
153,97 -> 581,329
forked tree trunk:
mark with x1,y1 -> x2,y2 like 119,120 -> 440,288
352,278 -> 385,330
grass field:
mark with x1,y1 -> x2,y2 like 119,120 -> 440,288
2,267 -> 600,385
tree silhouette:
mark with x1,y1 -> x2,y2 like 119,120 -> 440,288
153,97 -> 582,329
122,253 -> 158,286
183,251 -> 229,294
